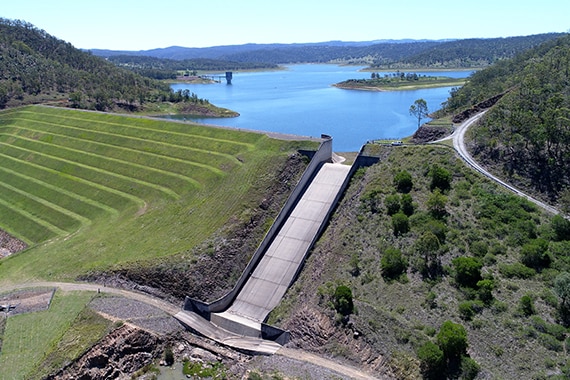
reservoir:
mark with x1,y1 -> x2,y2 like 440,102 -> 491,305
170,65 -> 472,151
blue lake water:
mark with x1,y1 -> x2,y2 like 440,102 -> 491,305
170,65 -> 472,151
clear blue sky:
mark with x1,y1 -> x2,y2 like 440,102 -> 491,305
2,0 -> 569,50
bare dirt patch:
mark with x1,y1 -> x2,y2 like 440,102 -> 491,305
0,288 -> 55,315
0,229 -> 27,258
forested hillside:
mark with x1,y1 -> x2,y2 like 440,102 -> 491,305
107,55 -> 279,80
94,34 -> 564,68
440,34 -> 570,205
373,33 -> 565,69
0,19 -> 205,112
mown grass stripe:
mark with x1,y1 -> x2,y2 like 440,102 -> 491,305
0,180 -> 91,226
7,116 -> 241,167
26,107 -> 256,152
0,165 -> 117,217
0,141 -> 180,199
0,196 -> 68,237
1,134 -> 202,191
2,125 -> 226,176
0,152 -> 144,209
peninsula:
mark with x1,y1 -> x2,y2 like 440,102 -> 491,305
334,72 -> 466,91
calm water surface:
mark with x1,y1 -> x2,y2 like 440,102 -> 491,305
171,65 -> 472,151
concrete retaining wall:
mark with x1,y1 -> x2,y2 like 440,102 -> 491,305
184,136 -> 333,316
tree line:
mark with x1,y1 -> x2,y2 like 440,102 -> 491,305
439,34 -> 570,204
107,55 -> 278,80
0,18 -> 205,111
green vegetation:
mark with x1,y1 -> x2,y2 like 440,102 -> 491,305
0,290 -> 96,379
183,360 -> 227,378
438,34 -> 570,205
107,55 -> 278,80
0,19 -> 232,116
0,106 -> 317,283
335,73 -> 465,91
273,144 -> 570,379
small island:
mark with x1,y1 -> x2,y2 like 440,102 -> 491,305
334,71 -> 466,91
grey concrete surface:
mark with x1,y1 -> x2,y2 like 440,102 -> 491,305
213,162 -> 351,333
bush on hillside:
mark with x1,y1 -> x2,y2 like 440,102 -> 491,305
417,341 -> 445,379
392,212 -> 410,236
452,257 -> 482,288
437,320 -> 468,359
334,285 -> 354,316
381,247 -> 408,280
394,170 -> 413,193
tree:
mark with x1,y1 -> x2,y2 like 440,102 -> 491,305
334,285 -> 354,316
401,193 -> 415,216
381,247 -> 408,280
393,170 -> 413,193
429,165 -> 452,192
391,212 -> 409,236
520,238 -> 551,270
452,257 -> 482,288
384,194 -> 401,215
437,320 -> 468,359
417,341 -> 445,379
427,189 -> 448,219
554,272 -> 570,307
409,98 -> 429,128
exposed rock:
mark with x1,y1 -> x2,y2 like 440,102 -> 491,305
411,125 -> 450,143
451,92 -> 507,124
46,325 -> 162,380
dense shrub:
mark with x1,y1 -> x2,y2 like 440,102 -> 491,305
334,285 -> 354,316
460,356 -> 481,380
429,164 -> 452,192
385,194 -> 401,215
476,279 -> 495,304
392,212 -> 410,236
437,320 -> 468,358
452,257 -> 482,288
381,247 -> 408,280
424,219 -> 447,244
401,193 -> 415,216
427,189 -> 448,219
498,262 -> 536,279
519,294 -> 536,316
417,341 -> 445,379
458,300 -> 484,321
552,215 -> 570,241
554,272 -> 570,307
394,170 -> 413,193
520,238 -> 551,270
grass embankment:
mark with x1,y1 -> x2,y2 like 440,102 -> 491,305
0,105 -> 317,283
0,290 -> 107,380
271,144 -> 569,379
334,76 -> 465,91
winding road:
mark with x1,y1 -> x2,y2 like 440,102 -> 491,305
439,111 -> 559,215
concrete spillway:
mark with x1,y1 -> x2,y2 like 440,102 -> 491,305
210,162 -> 351,335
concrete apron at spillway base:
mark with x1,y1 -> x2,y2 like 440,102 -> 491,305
210,162 -> 351,338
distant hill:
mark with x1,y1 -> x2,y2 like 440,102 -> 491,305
90,35 -> 563,68
0,18 -> 207,112
440,34 -> 570,204
374,33 -> 566,69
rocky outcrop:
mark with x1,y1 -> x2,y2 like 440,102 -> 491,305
451,92 -> 507,123
46,325 -> 162,380
411,125 -> 450,143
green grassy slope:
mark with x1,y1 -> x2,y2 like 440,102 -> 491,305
0,105 -> 317,283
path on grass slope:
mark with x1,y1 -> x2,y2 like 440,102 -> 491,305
436,111 -> 559,215
0,281 -> 379,379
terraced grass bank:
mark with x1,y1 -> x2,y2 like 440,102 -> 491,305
0,106 -> 318,283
